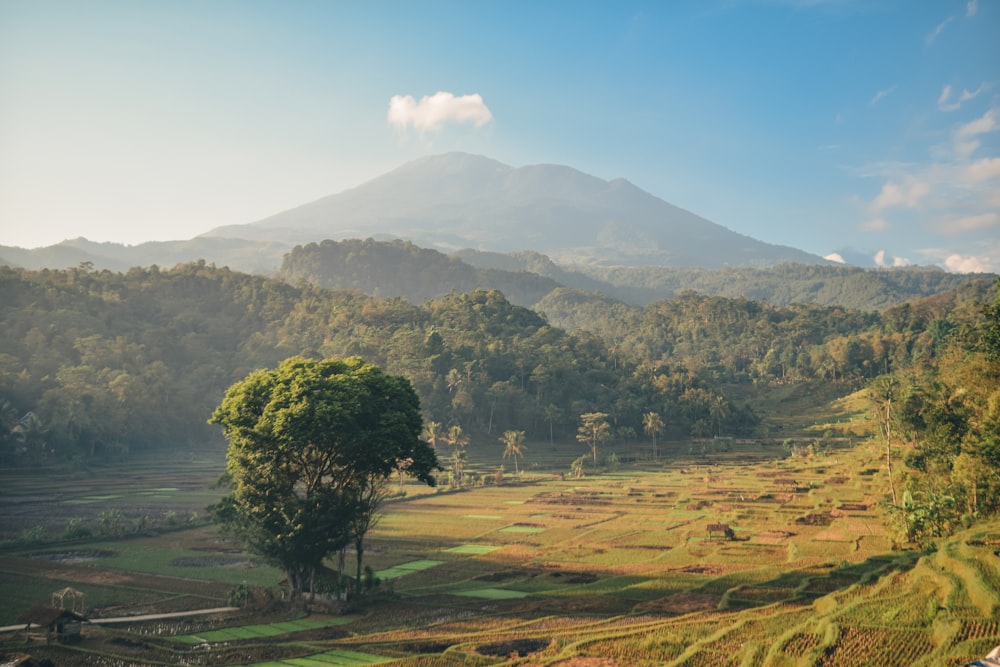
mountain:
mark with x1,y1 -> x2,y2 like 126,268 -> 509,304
204,152 -> 828,268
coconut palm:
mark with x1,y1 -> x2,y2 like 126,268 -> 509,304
642,411 -> 664,459
500,430 -> 527,475
447,424 -> 470,450
422,421 -> 443,450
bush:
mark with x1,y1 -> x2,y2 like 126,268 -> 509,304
63,518 -> 93,540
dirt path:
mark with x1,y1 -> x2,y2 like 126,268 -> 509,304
0,606 -> 239,633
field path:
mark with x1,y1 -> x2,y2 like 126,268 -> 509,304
0,606 -> 239,633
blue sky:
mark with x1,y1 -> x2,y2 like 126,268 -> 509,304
1,1 -> 998,272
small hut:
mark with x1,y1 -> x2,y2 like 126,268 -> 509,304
707,523 -> 736,540
17,604 -> 87,643
51,587 -> 85,614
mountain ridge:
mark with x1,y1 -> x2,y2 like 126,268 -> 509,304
204,152 -> 829,268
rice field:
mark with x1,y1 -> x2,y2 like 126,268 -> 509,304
2,438 -> 999,665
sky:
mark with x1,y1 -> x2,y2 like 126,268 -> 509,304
1,1 -> 998,272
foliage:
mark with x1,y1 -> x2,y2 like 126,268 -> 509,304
499,429 -> 527,475
209,356 -> 438,596
577,412 -> 611,464
0,261 -> 994,472
881,277 -> 1000,541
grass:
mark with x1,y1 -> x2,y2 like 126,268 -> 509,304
444,544 -> 500,555
452,588 -> 530,600
375,559 -> 443,580
246,649 -> 392,666
172,617 -> 353,644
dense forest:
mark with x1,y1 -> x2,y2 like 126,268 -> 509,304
1,259 -> 998,541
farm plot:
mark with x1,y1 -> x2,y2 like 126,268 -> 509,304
172,617 -> 353,644
246,648 -> 392,666
3,440 -> 1000,666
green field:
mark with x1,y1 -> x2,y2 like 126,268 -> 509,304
2,439 -> 1000,666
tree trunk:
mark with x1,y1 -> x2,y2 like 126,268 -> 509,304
355,536 -> 364,594
883,398 -> 897,505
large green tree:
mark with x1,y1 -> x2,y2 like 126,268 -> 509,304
210,356 -> 438,597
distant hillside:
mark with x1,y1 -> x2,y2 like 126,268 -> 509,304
206,152 -> 828,268
278,239 -> 561,307
567,263 -> 996,310
278,238 -> 993,312
0,237 -> 291,274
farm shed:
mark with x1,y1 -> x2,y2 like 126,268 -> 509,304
17,604 -> 87,643
707,523 -> 735,540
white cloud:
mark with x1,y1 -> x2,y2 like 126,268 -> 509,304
869,86 -> 896,106
388,92 -> 493,137
824,252 -> 846,264
940,83 -> 990,112
967,0 -> 978,17
956,108 -> 998,140
873,250 -> 911,267
953,108 -> 998,158
959,83 -> 989,103
960,157 -> 1000,184
854,100 -> 998,271
870,178 -> 931,213
926,16 -> 954,44
938,84 -> 953,106
944,253 -> 990,272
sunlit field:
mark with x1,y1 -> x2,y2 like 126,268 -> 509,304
2,437 -> 999,666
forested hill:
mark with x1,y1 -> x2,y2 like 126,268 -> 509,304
2,262 -> 996,475
279,238 -> 990,311
278,239 -> 560,307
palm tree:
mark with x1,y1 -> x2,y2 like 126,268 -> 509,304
542,404 -> 560,447
500,430 -> 527,475
710,395 -> 730,437
452,448 -> 468,487
422,421 -> 443,450
642,411 -> 664,459
447,424 -> 470,450
424,422 -> 444,449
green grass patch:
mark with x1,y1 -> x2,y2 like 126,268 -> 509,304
462,514 -> 502,520
174,617 -> 351,644
445,544 -> 500,555
376,559 -> 443,579
245,649 -> 391,666
63,495 -> 124,504
453,587 -> 530,600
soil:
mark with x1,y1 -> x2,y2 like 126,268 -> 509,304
477,637 -> 551,657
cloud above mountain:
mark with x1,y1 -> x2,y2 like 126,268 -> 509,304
858,103 -> 1000,272
388,92 -> 493,138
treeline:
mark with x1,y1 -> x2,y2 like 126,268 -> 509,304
880,284 -> 1000,542
0,263 -> 740,463
569,262 -> 994,310
0,262 -> 995,480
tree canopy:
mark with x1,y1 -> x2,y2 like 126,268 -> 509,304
209,356 -> 438,596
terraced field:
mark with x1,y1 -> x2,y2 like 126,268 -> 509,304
1,439 -> 999,665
